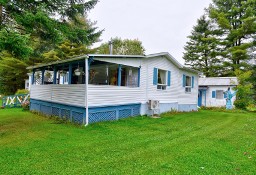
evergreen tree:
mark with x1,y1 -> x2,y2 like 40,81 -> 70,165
97,37 -> 145,55
0,0 -> 102,94
209,0 -> 256,75
183,15 -> 221,77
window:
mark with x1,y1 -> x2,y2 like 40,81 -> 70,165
89,62 -> 139,87
216,90 -> 224,99
185,75 -> 191,93
157,69 -> 167,90
121,66 -> 139,87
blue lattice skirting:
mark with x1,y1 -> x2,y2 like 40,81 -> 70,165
30,99 -> 141,124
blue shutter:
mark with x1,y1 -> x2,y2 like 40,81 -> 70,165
224,92 -> 227,98
192,76 -> 194,88
153,68 -> 158,85
212,91 -> 216,98
137,67 -> 140,87
167,71 -> 171,86
182,74 -> 186,87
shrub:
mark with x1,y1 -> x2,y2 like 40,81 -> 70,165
246,104 -> 256,112
15,89 -> 29,95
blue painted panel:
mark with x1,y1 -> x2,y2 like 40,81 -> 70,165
119,109 -> 132,119
212,91 -> 216,98
30,99 -> 141,124
32,70 -> 35,85
183,74 -> 186,87
167,71 -> 171,86
153,68 -> 158,85
41,69 -> 45,85
53,66 -> 57,84
198,91 -> 202,106
192,76 -> 194,88
68,63 -> 72,84
178,104 -> 198,112
118,64 -> 122,86
89,111 -> 116,123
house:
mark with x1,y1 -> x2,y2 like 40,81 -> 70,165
198,77 -> 238,107
27,53 -> 199,125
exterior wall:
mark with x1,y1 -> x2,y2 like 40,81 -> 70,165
143,56 -> 179,103
30,84 -> 85,107
205,85 -> 236,107
88,85 -> 144,107
178,70 -> 198,105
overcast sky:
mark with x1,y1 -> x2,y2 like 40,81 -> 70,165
88,0 -> 212,64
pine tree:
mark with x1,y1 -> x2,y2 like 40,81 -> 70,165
209,0 -> 256,75
183,15 -> 221,77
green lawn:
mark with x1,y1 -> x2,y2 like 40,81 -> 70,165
0,109 -> 255,174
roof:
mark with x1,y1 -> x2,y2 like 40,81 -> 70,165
199,77 -> 238,86
27,53 -> 199,74
146,52 -> 200,73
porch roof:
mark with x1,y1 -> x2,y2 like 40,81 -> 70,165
199,77 -> 238,86
27,54 -> 145,70
26,53 -> 199,74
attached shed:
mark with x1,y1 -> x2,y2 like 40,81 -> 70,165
198,77 -> 238,107
27,52 -> 199,124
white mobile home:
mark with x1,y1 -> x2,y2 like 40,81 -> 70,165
28,53 -> 199,124
198,77 -> 238,107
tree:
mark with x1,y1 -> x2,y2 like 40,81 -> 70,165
0,53 -> 28,95
97,37 -> 145,55
209,0 -> 256,75
42,40 -> 97,62
234,69 -> 254,109
183,15 -> 222,77
0,0 -> 102,94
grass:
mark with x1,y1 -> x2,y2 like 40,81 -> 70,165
0,109 -> 255,174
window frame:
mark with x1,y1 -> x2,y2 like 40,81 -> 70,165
185,75 -> 192,93
157,69 -> 168,90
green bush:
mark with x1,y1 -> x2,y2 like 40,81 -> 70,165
15,89 -> 29,95
246,104 -> 256,112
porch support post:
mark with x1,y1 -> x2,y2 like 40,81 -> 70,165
53,66 -> 57,84
85,57 -> 89,126
138,67 -> 141,87
68,63 -> 72,84
204,90 -> 207,106
118,64 -> 122,86
32,69 -> 35,85
41,68 -> 45,85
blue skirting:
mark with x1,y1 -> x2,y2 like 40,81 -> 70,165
178,104 -> 198,112
30,99 -> 141,124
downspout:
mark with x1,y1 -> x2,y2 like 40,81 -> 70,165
85,57 -> 89,126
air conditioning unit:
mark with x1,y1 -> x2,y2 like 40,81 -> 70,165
148,100 -> 159,110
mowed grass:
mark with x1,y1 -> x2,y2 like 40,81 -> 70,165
0,109 -> 255,174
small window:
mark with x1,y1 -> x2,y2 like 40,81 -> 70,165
185,75 -> 191,93
216,90 -> 224,99
157,69 -> 167,90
